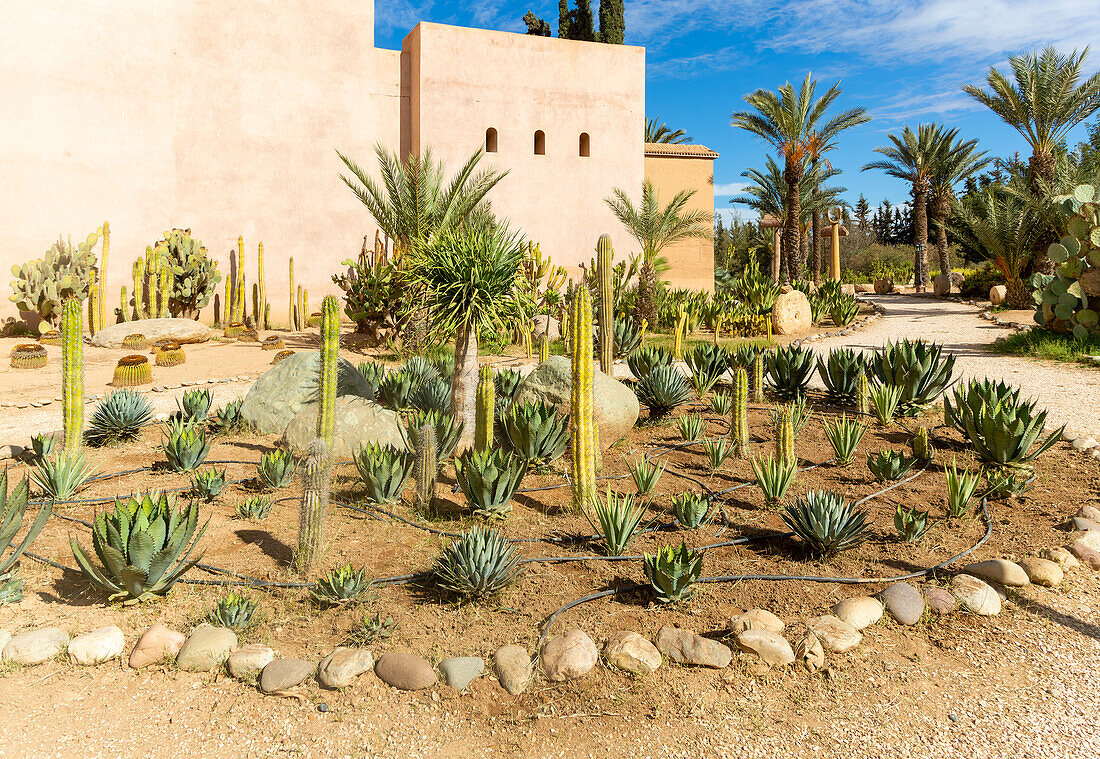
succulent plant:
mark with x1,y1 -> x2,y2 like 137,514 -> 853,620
494,368 -> 524,402
671,492 -> 711,528
867,450 -> 916,483
121,333 -> 148,349
404,409 -> 463,465
455,449 -> 528,520
910,425 -> 934,462
234,494 -> 273,520
355,361 -> 387,398
749,454 -> 797,507
781,490 -> 869,557
943,378 -> 1022,436
700,437 -> 733,471
223,322 -> 246,339
30,449 -> 95,500
432,352 -> 456,380
9,232 -> 100,324
354,443 -> 413,505
153,229 -> 221,319
677,414 -> 706,442
635,364 -> 693,418
207,592 -> 258,630
28,433 -> 57,464
409,376 -> 452,415
830,294 -> 861,326
870,383 -> 901,425
588,489 -> 649,556
155,342 -> 186,367
894,504 -> 930,543
378,369 -> 417,411
403,356 -> 442,385
944,458 -> 981,518
607,318 -> 644,358
257,449 -> 297,489
190,467 -> 228,501
501,400 -> 569,467
162,418 -> 210,472
766,345 -> 815,401
955,390 -> 1061,468
1032,184 -> 1100,339
817,348 -> 867,407
177,388 -> 213,423
312,564 -> 372,606
985,467 -> 1033,499
867,339 -> 956,415
626,346 -> 673,380
112,354 -> 153,387
627,458 -> 664,497
1,471 -> 51,603
708,389 -> 734,416
9,343 -> 47,370
344,611 -> 398,647
69,493 -> 207,602
237,328 -> 259,342
39,329 -> 62,346
260,335 -> 285,352
684,344 -> 728,396
570,287 -> 598,511
822,415 -> 868,466
273,349 -> 295,364
643,542 -> 703,603
87,389 -> 155,445
433,526 -> 522,600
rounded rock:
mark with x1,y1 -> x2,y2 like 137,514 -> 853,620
794,633 -> 826,672
541,628 -> 598,682
603,631 -> 661,675
493,645 -> 533,695
963,559 -> 1030,587
260,658 -> 316,694
830,597 -> 883,630
437,656 -> 485,690
318,647 -> 374,690
1068,540 -> 1100,570
1018,557 -> 1063,587
374,651 -> 436,691
951,574 -> 1001,615
923,585 -> 957,615
729,609 -> 784,635
806,616 -> 861,653
1041,547 -> 1080,571
2,627 -> 68,665
129,624 -> 186,669
68,626 -> 125,666
656,625 -> 732,668
227,644 -> 276,681
877,582 -> 925,625
734,629 -> 795,667
176,625 -> 238,672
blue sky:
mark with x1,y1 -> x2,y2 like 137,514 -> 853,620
375,0 -> 1100,222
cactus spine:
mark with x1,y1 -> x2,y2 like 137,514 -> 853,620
257,241 -> 267,329
317,296 -> 339,447
539,332 -> 550,364
295,438 -> 330,574
732,367 -> 749,455
775,407 -> 794,465
596,234 -> 614,375
98,221 -> 109,330
570,287 -> 597,511
61,297 -> 83,450
474,365 -> 495,452
856,369 -> 870,416
415,422 -> 437,514
752,350 -> 765,403
289,257 -> 296,330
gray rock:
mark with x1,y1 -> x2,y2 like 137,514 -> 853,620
540,628 -> 598,682
226,644 -> 275,681
1077,530 -> 1100,551
655,625 -> 731,668
129,624 -> 186,669
924,585 -> 957,615
2,627 -> 68,665
318,647 -> 374,690
964,559 -> 1030,587
729,608 -> 784,635
260,658 -> 316,693
176,625 -> 238,672
877,583 -> 925,625
603,631 -> 661,675
68,626 -> 125,665
830,597 -> 883,630
951,574 -> 1001,615
512,356 -> 639,451
532,314 -> 560,341
282,396 -> 404,458
91,318 -> 215,348
806,616 -> 862,653
438,656 -> 485,690
374,651 -> 436,690
240,351 -> 374,436
734,629 -> 794,667
493,645 -> 533,695
1018,557 -> 1063,587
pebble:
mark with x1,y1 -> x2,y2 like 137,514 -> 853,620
317,647 -> 374,690
2,627 -> 68,665
541,628 -> 598,682
437,656 -> 485,690
1018,557 -> 1064,587
729,608 -> 784,634
964,559 -> 1030,587
68,626 -> 125,665
877,582 -> 925,625
603,631 -> 661,675
806,616 -> 862,653
655,625 -> 732,668
1042,547 -> 1080,570
493,645 -> 533,695
176,624 -> 238,672
830,597 -> 883,630
260,658 -> 316,693
227,644 -> 276,681
951,574 -> 1002,615
129,624 -> 186,669
794,633 -> 825,672
374,651 -> 436,690
1071,437 -> 1098,451
734,629 -> 794,667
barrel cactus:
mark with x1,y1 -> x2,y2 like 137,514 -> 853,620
1033,184 -> 1100,340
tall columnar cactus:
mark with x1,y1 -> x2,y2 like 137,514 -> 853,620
119,285 -> 128,323
775,407 -> 794,465
856,369 -> 870,416
911,425 -> 934,462
61,297 -> 84,450
596,234 -> 614,374
303,290 -> 310,326
157,267 -> 170,318
731,367 -> 749,455
235,236 -> 245,324
252,283 -> 260,328
223,267 -> 232,326
674,304 -> 686,360
133,259 -> 145,320
98,221 -> 109,331
257,241 -> 267,330
317,296 -> 340,447
474,365 -> 495,452
752,350 -> 765,403
415,422 -> 437,514
289,257 -> 296,330
295,438 -> 330,574
570,287 -> 598,511
87,270 -> 100,334
539,332 -> 550,364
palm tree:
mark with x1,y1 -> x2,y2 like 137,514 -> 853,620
645,117 -> 692,144
605,180 -> 710,326
963,46 -> 1100,273
928,132 -> 990,276
951,188 -> 1041,309
732,74 -> 869,281
405,225 -> 528,453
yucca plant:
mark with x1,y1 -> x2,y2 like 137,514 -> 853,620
671,492 -> 711,528
588,489 -> 649,556
627,458 -> 664,496
162,418 -> 211,472
817,348 -> 867,407
312,563 -> 372,606
86,389 -> 155,445
454,449 -> 528,520
685,344 -> 728,396
501,400 -> 569,467
749,454 -> 797,507
433,526 -> 523,600
378,369 -> 417,411
894,504 -> 930,543
643,542 -> 703,603
234,494 -> 273,520
867,339 -> 956,415
354,443 -> 414,505
30,449 -> 95,500
207,591 -> 258,630
944,458 -> 981,518
1,472 -> 51,604
870,383 -> 901,425
626,346 -> 673,380
177,388 -> 214,423
822,415 -> 868,466
867,450 -> 916,483
677,414 -> 706,443
766,344 -> 815,400
190,467 -> 228,501
409,376 -> 452,415
404,410 -> 463,465
257,449 -> 297,489
830,294 -> 860,326
211,400 -> 247,433
709,390 -> 734,416
494,368 -> 524,403
69,493 -> 206,602
636,364 -> 693,418
781,490 -> 869,557
700,438 -> 733,471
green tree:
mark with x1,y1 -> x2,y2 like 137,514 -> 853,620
928,131 -> 990,275
523,11 -> 552,36
570,0 -> 596,40
732,74 -> 869,281
645,117 -> 692,144
558,0 -> 571,37
854,194 -> 870,230
950,188 -> 1040,308
598,0 -> 625,44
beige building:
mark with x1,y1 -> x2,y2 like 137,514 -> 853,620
1,0 -> 715,323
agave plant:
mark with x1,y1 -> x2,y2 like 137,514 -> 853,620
312,563 -> 372,606
822,415 -> 868,466
378,369 -> 417,411
766,345 -> 815,401
781,490 -> 869,558
404,410 -> 463,464
769,397 -> 812,436
985,466 -> 1033,499
610,319 -> 644,357
817,348 -> 867,407
700,438 -> 733,471
944,458 -> 981,518
643,542 -> 703,603
749,454 -> 797,507
190,467 -> 228,501
830,294 -> 860,326
677,414 -> 706,442
867,339 -> 956,415
211,400 -> 247,433
626,346 -> 673,380
627,458 -> 664,496
69,493 -> 207,602
409,376 -> 452,414
432,352 -> 456,380
870,383 -> 901,425
356,361 -> 387,398
162,418 -> 211,472
635,364 -> 693,418
345,611 -> 398,646
28,433 -> 57,464
433,526 -> 523,600
588,489 -> 649,556
494,369 -> 524,403
946,385 -> 1061,468
867,450 -> 916,483
354,443 -> 414,504
177,388 -> 214,423
894,504 -> 930,543
257,449 -> 297,489
1,472 -> 51,604
708,390 -> 734,416
87,390 -> 155,445
684,344 -> 728,396
943,378 -> 1022,436
207,592 -> 258,630
403,355 -> 442,385
30,449 -> 96,500
454,449 -> 528,520
501,400 -> 569,466
671,492 -> 711,528
234,495 -> 272,520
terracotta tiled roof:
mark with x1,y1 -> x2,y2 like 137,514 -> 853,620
644,142 -> 719,158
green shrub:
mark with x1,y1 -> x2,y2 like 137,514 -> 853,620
190,467 -> 228,501
626,346 -> 673,380
30,450 -> 95,500
867,339 -> 956,415
207,592 -> 258,630
671,492 -> 711,528
677,414 -> 706,442
235,495 -> 272,520
749,454 -> 796,507
766,345 -> 815,400
312,564 -> 371,606
822,415 -> 868,466
867,450 -> 916,482
162,418 -> 210,472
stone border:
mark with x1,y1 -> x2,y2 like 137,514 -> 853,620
793,296 -> 886,346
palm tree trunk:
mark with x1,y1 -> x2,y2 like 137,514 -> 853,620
1005,278 -> 1032,310
451,323 -> 479,454
811,209 -> 823,286
782,161 -> 802,282
931,194 -> 952,276
913,182 -> 930,287
1028,148 -> 1057,276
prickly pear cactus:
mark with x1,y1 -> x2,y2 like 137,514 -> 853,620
1034,184 -> 1100,340
9,232 -> 100,324
156,229 -> 221,320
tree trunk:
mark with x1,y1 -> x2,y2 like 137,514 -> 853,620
451,324 -> 479,454
811,209 -> 822,286
913,181 -> 930,287
1028,149 -> 1058,276
1005,278 -> 1032,310
931,193 -> 952,275
782,161 -> 802,282
635,257 -> 658,329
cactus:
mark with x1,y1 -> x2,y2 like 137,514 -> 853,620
295,438 -> 330,574
856,369 -> 870,416
223,268 -> 232,326
674,304 -> 686,360
251,283 -> 259,328
118,285 -> 128,323
596,234 -> 614,375
289,257 -> 296,330
9,232 -> 99,325
752,350 -> 765,403
539,332 -> 550,364
474,365 -> 495,452
112,355 -> 152,386
775,406 -> 794,465
61,297 -> 84,450
157,266 -> 170,318
570,287 -> 598,511
235,236 -> 245,324
1034,185 -> 1100,338
156,229 -> 220,319
9,343 -> 47,370
133,259 -> 146,319
911,425 -> 934,462
257,241 -> 267,329
414,422 -> 437,514
87,269 -> 100,334
731,367 -> 749,455
303,290 -> 310,327
98,222 -> 109,330
317,296 -> 340,447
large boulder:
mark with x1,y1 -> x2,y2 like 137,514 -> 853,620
513,355 -> 638,451
532,315 -> 560,341
770,290 -> 811,335
91,318 -> 215,348
282,396 -> 405,458
933,273 -> 953,297
989,285 -> 1007,305
240,351 -> 374,436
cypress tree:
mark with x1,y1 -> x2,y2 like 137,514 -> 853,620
598,0 -> 625,44
558,0 -> 572,37
572,0 -> 596,41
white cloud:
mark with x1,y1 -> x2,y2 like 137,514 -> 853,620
375,0 -> 437,34
713,181 -> 748,196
